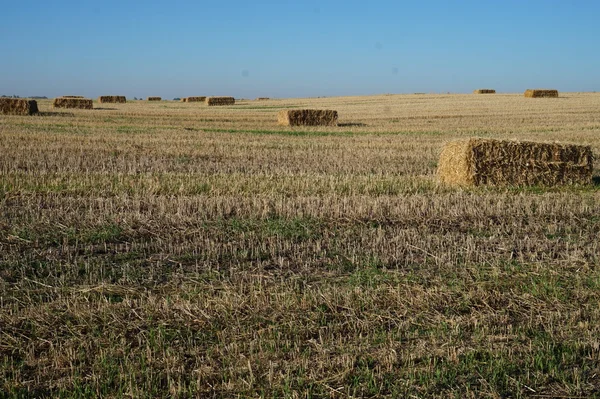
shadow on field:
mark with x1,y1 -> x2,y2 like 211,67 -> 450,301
38,111 -> 75,117
338,122 -> 367,127
593,176 -> 600,186
93,107 -> 118,111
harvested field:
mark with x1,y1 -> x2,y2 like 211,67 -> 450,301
147,96 -> 162,101
98,95 -> 126,103
473,89 -> 496,94
525,89 -> 559,98
206,96 -> 235,106
182,96 -> 206,102
278,109 -> 338,126
52,97 -> 93,109
0,98 -> 38,115
438,138 -> 593,186
2,93 -> 600,398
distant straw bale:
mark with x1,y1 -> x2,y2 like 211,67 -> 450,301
524,89 -> 559,98
147,97 -> 162,101
438,138 -> 593,187
53,97 -> 93,110
256,97 -> 270,101
206,97 -> 235,106
278,109 -> 338,126
473,89 -> 496,94
182,97 -> 206,102
62,96 -> 84,98
0,98 -> 39,115
98,96 -> 126,103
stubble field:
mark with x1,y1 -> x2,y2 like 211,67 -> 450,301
1,93 -> 600,398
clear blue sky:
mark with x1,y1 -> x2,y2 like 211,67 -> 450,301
2,0 -> 599,99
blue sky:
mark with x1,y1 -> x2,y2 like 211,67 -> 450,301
1,0 -> 599,99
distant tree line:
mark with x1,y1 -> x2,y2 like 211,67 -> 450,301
1,95 -> 48,99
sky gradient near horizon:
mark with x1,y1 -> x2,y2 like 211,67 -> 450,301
2,0 -> 599,99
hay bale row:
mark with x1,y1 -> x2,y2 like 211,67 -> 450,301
278,109 -> 338,126
206,97 -> 235,106
98,96 -> 126,103
438,138 -> 593,187
147,97 -> 162,101
473,89 -> 496,94
524,89 -> 559,98
0,98 -> 39,115
53,97 -> 93,109
182,97 -> 206,102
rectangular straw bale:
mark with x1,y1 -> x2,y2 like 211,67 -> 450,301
278,109 -> 338,126
256,97 -> 270,101
182,96 -> 206,102
473,89 -> 496,94
206,96 -> 235,106
98,96 -> 126,103
53,97 -> 93,109
0,98 -> 39,115
438,138 -> 593,187
147,97 -> 162,101
524,89 -> 559,98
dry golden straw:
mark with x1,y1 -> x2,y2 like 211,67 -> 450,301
206,97 -> 235,106
0,98 -> 39,115
147,97 -> 162,101
524,89 -> 559,98
181,97 -> 206,102
278,109 -> 339,126
438,138 -> 593,187
98,96 -> 126,103
53,97 -> 93,110
473,89 -> 496,94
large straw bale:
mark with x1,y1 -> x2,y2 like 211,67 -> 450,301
206,97 -> 235,106
0,98 -> 39,115
278,109 -> 338,126
473,89 -> 496,94
182,97 -> 206,102
53,97 -> 93,109
438,138 -> 593,187
524,89 -> 559,98
98,96 -> 126,103
147,97 -> 162,101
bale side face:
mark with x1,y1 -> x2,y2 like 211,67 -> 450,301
524,89 -> 559,98
183,97 -> 206,102
278,109 -> 338,126
147,97 -> 162,101
206,97 -> 235,106
98,96 -> 126,103
53,98 -> 93,109
438,138 -> 593,187
473,89 -> 496,94
0,98 -> 39,115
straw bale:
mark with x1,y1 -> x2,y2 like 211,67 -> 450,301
53,97 -> 93,109
182,97 -> 206,102
256,97 -> 270,101
147,97 -> 162,101
473,89 -> 496,94
206,97 -> 235,106
0,98 -> 39,115
524,89 -> 559,98
278,109 -> 338,126
438,138 -> 593,187
98,96 -> 126,103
